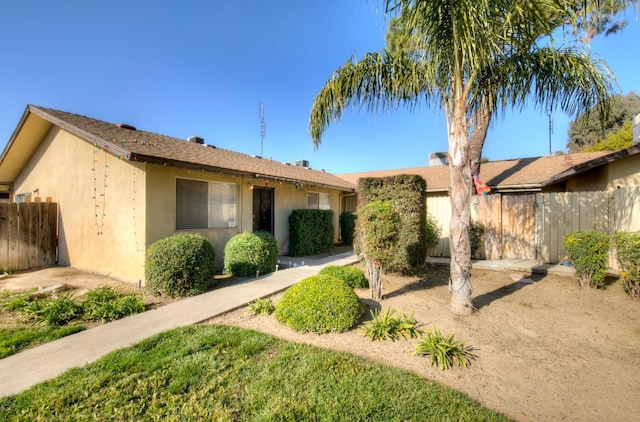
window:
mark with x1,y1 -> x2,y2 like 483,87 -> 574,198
16,193 -> 32,203
176,179 -> 237,230
307,192 -> 330,210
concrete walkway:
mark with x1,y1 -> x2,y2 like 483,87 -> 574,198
0,251 -> 358,398
1,253 -> 583,398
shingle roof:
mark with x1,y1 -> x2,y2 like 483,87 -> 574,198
27,105 -> 356,192
338,151 -> 618,192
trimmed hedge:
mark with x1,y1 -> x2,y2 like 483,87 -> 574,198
288,209 -> 334,257
358,175 -> 427,273
564,230 -> 611,289
275,275 -> 365,333
145,233 -> 216,297
339,212 -> 356,245
319,265 -> 368,288
224,231 -> 278,277
614,231 -> 640,298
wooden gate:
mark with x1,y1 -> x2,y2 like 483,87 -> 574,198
0,202 -> 58,271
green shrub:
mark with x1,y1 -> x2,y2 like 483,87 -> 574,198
470,221 -> 485,259
425,212 -> 442,254
358,175 -> 427,273
82,286 -> 146,323
357,201 -> 400,299
361,308 -> 421,341
415,326 -> 477,370
339,212 -> 356,245
0,264 -> 16,274
564,230 -> 611,289
145,233 -> 216,297
319,265 -> 368,288
224,231 -> 278,277
288,209 -> 334,257
614,231 -> 640,298
248,297 -> 275,315
275,275 -> 365,333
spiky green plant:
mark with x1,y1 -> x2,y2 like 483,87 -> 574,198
361,308 -> 421,341
415,326 -> 477,370
248,297 -> 275,315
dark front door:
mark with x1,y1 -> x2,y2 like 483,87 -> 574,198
253,187 -> 274,234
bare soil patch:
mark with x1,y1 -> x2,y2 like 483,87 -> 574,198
209,264 -> 640,422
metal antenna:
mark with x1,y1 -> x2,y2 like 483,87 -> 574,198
547,105 -> 554,155
260,102 -> 265,157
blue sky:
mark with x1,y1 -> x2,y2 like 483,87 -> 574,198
0,1 -> 638,174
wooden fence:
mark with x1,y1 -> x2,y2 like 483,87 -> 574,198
427,187 -> 640,266
0,201 -> 58,271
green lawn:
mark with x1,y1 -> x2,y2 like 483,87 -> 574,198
0,325 -> 510,421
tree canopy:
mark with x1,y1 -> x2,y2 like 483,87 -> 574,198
567,92 -> 640,152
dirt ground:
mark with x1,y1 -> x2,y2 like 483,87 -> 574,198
2,264 -> 639,421
209,264 -> 640,422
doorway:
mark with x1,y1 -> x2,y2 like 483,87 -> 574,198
252,187 -> 274,234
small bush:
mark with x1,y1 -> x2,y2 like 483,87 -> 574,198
339,212 -> 356,245
425,213 -> 442,254
614,231 -> 640,298
145,233 -> 216,297
0,264 -> 16,274
275,275 -> 365,333
470,221 -> 485,259
318,265 -> 368,288
18,293 -> 83,327
415,326 -> 477,370
564,230 -> 611,289
82,286 -> 146,323
248,297 -> 275,315
361,308 -> 421,341
224,231 -> 278,277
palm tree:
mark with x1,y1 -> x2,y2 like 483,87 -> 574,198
309,0 -> 619,315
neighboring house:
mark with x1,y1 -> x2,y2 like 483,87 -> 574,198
339,146 -> 640,196
0,105 -> 355,283
338,145 -> 640,263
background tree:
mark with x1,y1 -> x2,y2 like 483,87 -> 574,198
356,201 -> 400,300
568,92 -> 640,151
309,0 -> 621,315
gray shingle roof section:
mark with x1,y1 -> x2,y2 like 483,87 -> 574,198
29,105 -> 355,192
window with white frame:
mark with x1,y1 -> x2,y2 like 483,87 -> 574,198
307,192 -> 330,210
15,193 -> 32,203
176,179 -> 237,230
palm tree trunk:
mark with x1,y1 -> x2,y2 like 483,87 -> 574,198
448,99 -> 475,315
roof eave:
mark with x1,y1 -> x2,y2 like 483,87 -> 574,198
131,153 -> 355,192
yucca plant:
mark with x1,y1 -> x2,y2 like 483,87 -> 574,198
361,308 -> 421,341
415,326 -> 477,370
248,297 -> 275,315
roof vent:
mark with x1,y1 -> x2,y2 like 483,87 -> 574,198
295,160 -> 309,168
116,123 -> 137,131
188,136 -> 204,144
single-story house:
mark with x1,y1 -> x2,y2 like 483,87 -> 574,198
0,105 -> 355,283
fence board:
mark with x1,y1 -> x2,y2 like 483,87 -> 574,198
0,202 -> 57,271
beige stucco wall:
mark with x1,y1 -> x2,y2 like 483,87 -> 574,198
605,153 -> 640,190
12,127 -> 146,283
145,167 -> 345,273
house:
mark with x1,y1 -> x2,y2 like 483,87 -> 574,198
339,146 -> 640,197
338,145 -> 640,263
0,105 -> 355,283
